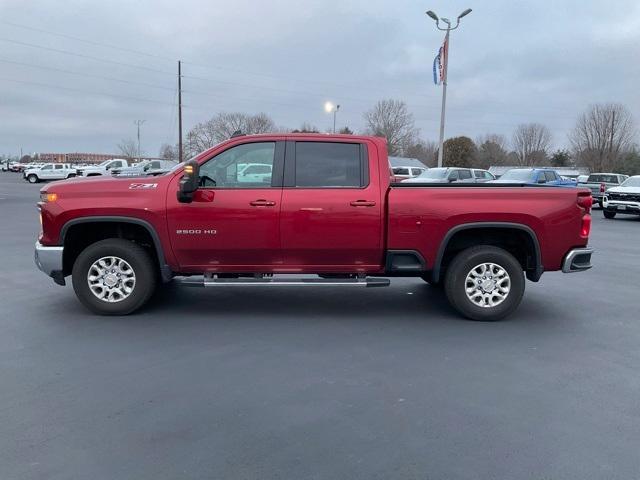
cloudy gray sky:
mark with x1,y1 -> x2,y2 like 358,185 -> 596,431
1,0 -> 639,157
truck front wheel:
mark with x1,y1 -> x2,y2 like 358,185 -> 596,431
444,246 -> 525,321
72,239 -> 157,315
27,174 -> 39,183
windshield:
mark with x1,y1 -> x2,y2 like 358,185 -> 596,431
587,174 -> 618,183
417,168 -> 448,179
620,177 -> 640,187
499,169 -> 533,181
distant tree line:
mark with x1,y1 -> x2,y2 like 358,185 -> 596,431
151,100 -> 640,175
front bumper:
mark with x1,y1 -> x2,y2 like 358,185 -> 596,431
603,198 -> 640,214
562,247 -> 593,273
34,242 -> 65,285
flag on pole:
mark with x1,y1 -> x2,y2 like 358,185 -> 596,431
432,34 -> 448,85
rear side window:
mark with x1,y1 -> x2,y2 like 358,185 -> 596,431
294,142 -> 366,187
459,169 -> 472,180
411,168 -> 423,176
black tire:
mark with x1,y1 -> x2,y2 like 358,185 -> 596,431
603,210 -> 616,219
66,173 -> 76,178
27,174 -> 39,184
72,238 -> 157,315
444,246 -> 525,321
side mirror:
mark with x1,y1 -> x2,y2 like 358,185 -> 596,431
177,160 -> 200,203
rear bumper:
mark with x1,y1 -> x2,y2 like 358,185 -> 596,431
562,247 -> 593,273
34,242 -> 65,285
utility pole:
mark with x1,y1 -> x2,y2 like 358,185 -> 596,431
333,105 -> 340,133
134,120 -> 145,162
178,60 -> 183,163
426,8 -> 472,167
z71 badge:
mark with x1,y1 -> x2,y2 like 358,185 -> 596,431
129,183 -> 158,189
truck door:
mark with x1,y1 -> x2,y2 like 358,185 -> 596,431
279,140 -> 383,270
166,141 -> 285,270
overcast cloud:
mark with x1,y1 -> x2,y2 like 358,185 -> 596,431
1,0 -> 639,157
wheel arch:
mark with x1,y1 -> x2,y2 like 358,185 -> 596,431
60,216 -> 172,282
432,222 -> 542,284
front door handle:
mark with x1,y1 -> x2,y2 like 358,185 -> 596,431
350,200 -> 376,207
249,199 -> 276,207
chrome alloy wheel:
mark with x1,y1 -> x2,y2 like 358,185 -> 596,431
464,262 -> 511,308
87,256 -> 136,303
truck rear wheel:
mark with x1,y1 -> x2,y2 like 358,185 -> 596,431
72,239 -> 157,315
444,246 -> 525,321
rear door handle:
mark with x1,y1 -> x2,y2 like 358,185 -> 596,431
249,199 -> 276,207
350,200 -> 376,207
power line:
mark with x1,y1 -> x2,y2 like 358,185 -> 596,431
0,20 -> 176,62
0,57 -> 174,91
0,38 -> 175,76
0,76 -> 178,106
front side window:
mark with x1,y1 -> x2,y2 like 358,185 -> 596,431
536,172 -> 546,183
393,167 -> 410,175
199,142 -> 275,188
42,165 -> 52,170
54,164 -> 63,170
411,168 -> 424,176
459,169 -> 472,180
545,171 -> 557,182
294,142 -> 363,187
448,170 -> 459,181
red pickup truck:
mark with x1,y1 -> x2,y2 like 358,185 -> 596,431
35,133 -> 593,321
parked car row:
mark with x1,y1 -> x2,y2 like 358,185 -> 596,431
2,159 -> 178,183
401,167 -> 495,183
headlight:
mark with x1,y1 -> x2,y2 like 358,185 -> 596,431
40,192 -> 58,203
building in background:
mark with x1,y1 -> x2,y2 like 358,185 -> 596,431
39,153 -> 117,164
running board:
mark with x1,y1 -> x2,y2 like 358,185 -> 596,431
176,275 -> 390,288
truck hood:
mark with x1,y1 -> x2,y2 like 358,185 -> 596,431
607,185 -> 640,194
40,173 -> 172,195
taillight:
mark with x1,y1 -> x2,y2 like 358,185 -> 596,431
577,192 -> 592,213
600,183 -> 605,193
581,215 -> 591,237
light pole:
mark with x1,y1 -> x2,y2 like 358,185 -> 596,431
426,8 -> 472,167
324,101 -> 340,133
134,119 -> 145,162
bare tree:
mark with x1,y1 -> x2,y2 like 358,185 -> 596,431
569,103 -> 636,172
292,122 -> 319,133
364,99 -> 418,156
117,138 -> 138,159
476,133 -> 508,168
512,123 -> 552,166
159,143 -> 178,161
405,140 -> 438,167
187,112 -> 277,154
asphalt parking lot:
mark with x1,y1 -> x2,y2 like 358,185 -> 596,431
1,172 -> 639,480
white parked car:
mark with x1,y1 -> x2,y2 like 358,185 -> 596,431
76,158 -> 129,177
111,159 -> 178,177
602,175 -> 640,219
237,163 -> 272,183
23,163 -> 77,183
392,166 -> 427,180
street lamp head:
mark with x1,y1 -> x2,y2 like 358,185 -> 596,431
324,101 -> 334,113
457,8 -> 472,19
426,10 -> 439,21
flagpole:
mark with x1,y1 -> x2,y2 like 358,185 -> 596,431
426,9 -> 472,168
437,29 -> 449,168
